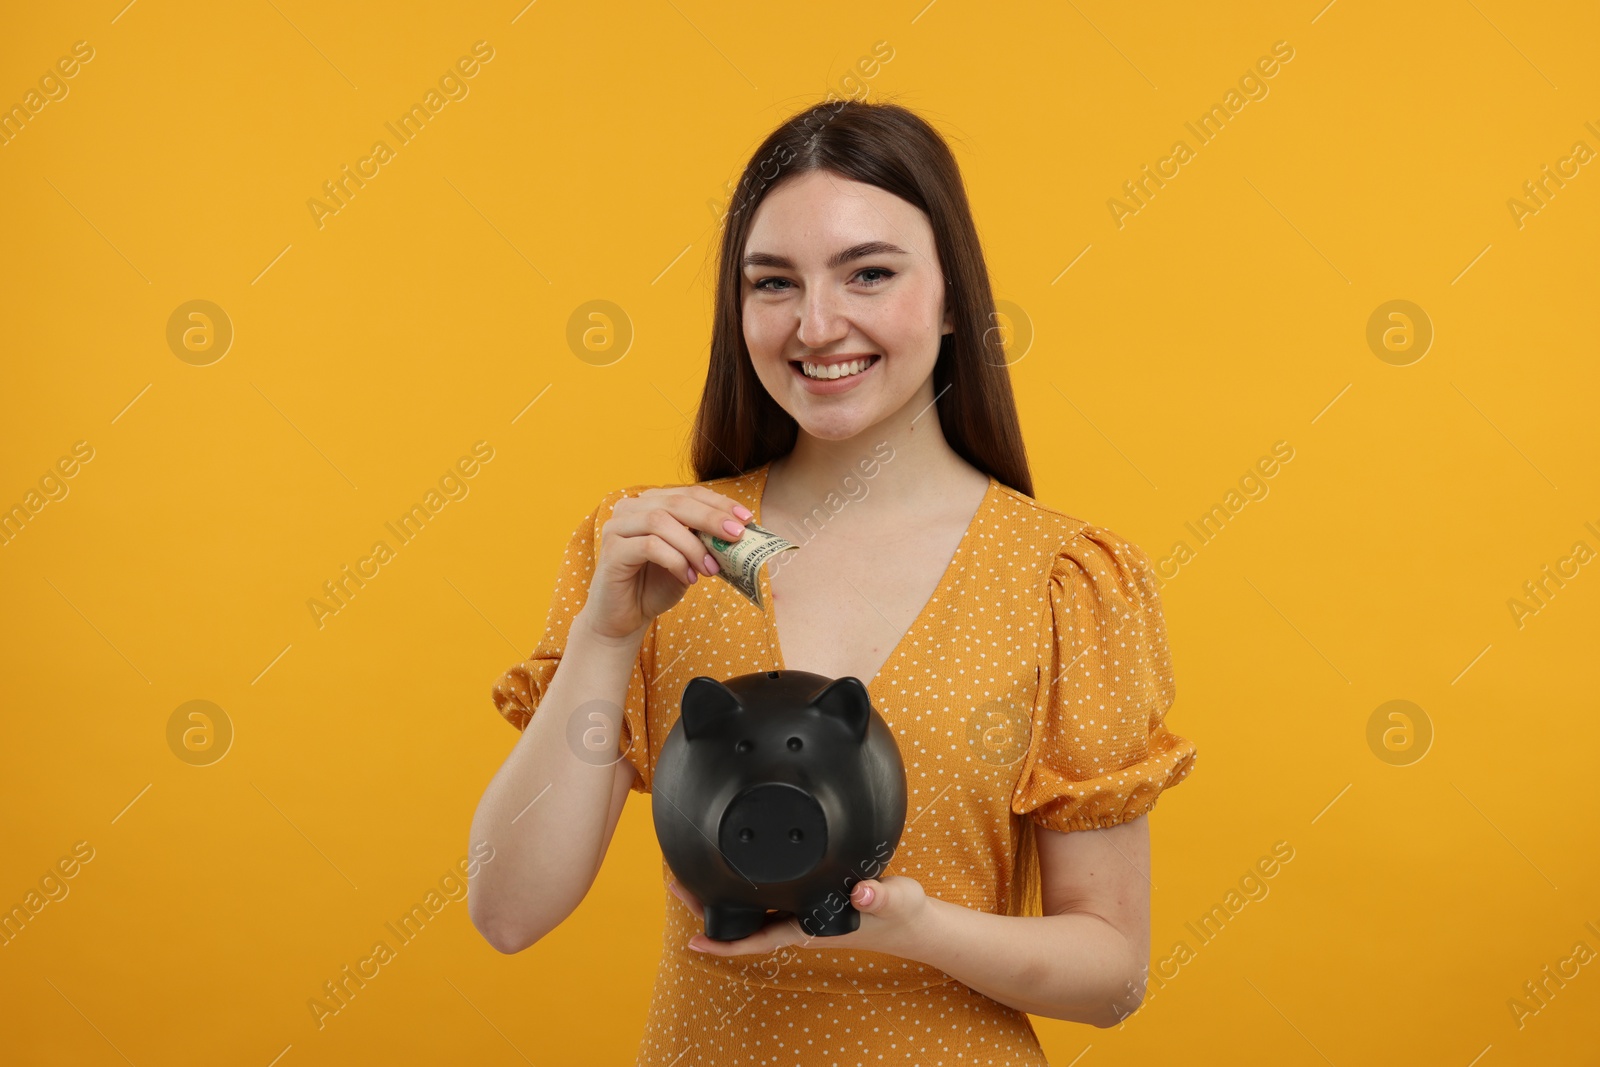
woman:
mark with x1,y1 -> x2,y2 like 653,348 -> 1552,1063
469,98 -> 1198,1064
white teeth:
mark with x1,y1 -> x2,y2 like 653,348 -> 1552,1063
800,356 -> 875,379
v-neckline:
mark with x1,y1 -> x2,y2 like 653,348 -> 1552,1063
750,461 -> 998,704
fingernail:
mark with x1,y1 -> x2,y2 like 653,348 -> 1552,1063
688,940 -> 706,952
703,553 -> 719,575
722,519 -> 745,537
687,566 -> 697,584
733,504 -> 753,521
858,886 -> 875,905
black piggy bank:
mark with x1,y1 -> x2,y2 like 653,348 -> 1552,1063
652,669 -> 907,941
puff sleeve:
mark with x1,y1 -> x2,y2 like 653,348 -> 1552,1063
1011,524 -> 1198,833
489,487 -> 654,794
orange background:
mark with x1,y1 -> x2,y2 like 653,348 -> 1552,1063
2,1 -> 1597,1063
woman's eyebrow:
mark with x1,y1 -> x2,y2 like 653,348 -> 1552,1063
742,240 -> 913,271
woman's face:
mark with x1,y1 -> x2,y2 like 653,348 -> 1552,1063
741,169 -> 953,442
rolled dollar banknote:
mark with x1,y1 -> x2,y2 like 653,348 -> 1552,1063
697,521 -> 797,610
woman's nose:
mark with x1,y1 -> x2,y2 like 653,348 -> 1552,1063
795,287 -> 849,349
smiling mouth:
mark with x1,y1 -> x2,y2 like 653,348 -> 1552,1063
790,354 -> 881,380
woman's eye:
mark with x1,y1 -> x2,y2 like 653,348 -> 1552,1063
751,268 -> 895,292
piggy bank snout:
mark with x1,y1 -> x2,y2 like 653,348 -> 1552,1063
717,782 -> 828,884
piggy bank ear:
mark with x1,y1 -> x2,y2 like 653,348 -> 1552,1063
809,676 -> 871,741
681,676 -> 742,741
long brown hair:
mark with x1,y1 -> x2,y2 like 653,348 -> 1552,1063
689,97 -> 1043,918
688,97 -> 1034,502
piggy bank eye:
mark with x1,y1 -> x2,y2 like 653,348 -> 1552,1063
786,737 -> 803,751
736,739 -> 753,753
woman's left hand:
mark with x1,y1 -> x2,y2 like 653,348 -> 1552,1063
669,877 -> 930,958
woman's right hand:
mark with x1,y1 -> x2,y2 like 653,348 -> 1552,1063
577,485 -> 754,643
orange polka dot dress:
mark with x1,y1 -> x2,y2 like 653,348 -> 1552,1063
491,460 -> 1199,1065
